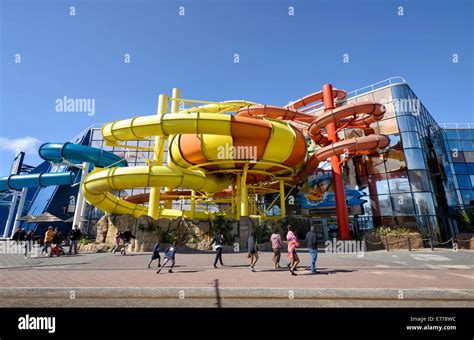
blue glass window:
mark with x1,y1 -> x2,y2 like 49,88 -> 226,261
460,190 -> 474,205
404,149 -> 426,169
391,85 -> 409,100
391,193 -> 415,215
444,129 -> 459,140
397,116 -> 416,132
454,163 -> 468,174
457,129 -> 472,140
401,132 -> 421,148
456,175 -> 473,189
461,141 -> 474,151
413,192 -> 436,215
467,163 -> 474,175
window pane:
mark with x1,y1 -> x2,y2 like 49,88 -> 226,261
454,163 -> 468,174
457,129 -> 472,140
467,163 -> 474,175
373,87 -> 392,103
444,129 -> 459,140
381,101 -> 396,118
387,171 -> 411,193
461,140 -> 474,151
384,149 -> 407,172
448,140 -> 461,151
397,115 -> 416,132
378,118 -> 399,134
408,170 -> 431,192
369,194 -> 393,216
456,175 -> 472,189
401,132 -> 421,148
460,190 -> 474,205
404,149 -> 426,169
391,85 -> 409,100
451,151 -> 465,163
413,192 -> 436,215
387,134 -> 402,150
367,173 -> 389,194
367,155 -> 386,174
92,129 -> 103,141
471,175 -> 474,187
464,152 -> 474,163
391,193 -> 415,215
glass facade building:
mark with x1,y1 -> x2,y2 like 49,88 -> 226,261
303,78 -> 471,243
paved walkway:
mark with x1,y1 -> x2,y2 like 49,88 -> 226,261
0,248 -> 472,307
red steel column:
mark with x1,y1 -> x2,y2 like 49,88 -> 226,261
322,84 -> 351,240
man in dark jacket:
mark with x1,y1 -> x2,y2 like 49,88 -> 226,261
121,228 -> 135,256
305,226 -> 318,273
209,231 -> 225,268
19,228 -> 27,241
69,225 -> 82,255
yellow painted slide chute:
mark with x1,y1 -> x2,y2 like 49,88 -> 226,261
82,101 -> 299,219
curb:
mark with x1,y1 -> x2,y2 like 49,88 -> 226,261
0,287 -> 473,301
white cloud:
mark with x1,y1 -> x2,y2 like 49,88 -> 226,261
0,136 -> 42,155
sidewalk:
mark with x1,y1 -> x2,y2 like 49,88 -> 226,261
0,249 -> 473,307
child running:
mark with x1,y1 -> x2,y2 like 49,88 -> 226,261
156,242 -> 177,274
111,231 -> 122,255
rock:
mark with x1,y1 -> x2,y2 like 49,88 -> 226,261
457,233 -> 474,250
364,231 -> 424,251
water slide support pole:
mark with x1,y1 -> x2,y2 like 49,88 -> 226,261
322,83 -> 351,240
3,191 -> 18,238
72,162 -> 90,231
236,174 -> 241,219
12,187 -> 28,234
240,165 -> 249,217
148,94 -> 168,219
165,88 -> 180,210
279,179 -> 286,218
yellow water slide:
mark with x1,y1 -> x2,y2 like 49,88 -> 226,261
81,96 -> 307,219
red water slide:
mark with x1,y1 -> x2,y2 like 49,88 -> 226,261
236,84 -> 389,240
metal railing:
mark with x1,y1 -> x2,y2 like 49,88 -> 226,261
439,123 -> 474,129
306,76 -> 407,114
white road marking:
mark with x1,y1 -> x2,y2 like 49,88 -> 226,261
410,254 -> 452,262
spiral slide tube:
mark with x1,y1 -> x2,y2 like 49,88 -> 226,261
81,109 -> 307,219
235,85 -> 389,239
0,143 -> 127,191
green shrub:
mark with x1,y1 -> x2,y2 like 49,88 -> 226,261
207,215 -> 237,245
78,236 -> 90,246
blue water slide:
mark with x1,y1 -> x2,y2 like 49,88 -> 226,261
0,143 -> 127,191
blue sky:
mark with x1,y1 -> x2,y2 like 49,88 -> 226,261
0,0 -> 472,174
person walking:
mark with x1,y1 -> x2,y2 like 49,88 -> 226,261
111,231 -> 122,255
49,227 -> 63,257
68,225 -> 82,255
148,240 -> 161,269
305,226 -> 318,273
121,227 -> 135,256
156,242 -> 177,274
11,227 -> 21,243
209,230 -> 225,268
286,225 -> 300,276
270,227 -> 283,269
24,229 -> 35,259
42,226 -> 54,255
247,231 -> 258,272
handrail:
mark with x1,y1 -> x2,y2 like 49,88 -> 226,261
306,76 -> 407,114
439,123 -> 474,129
